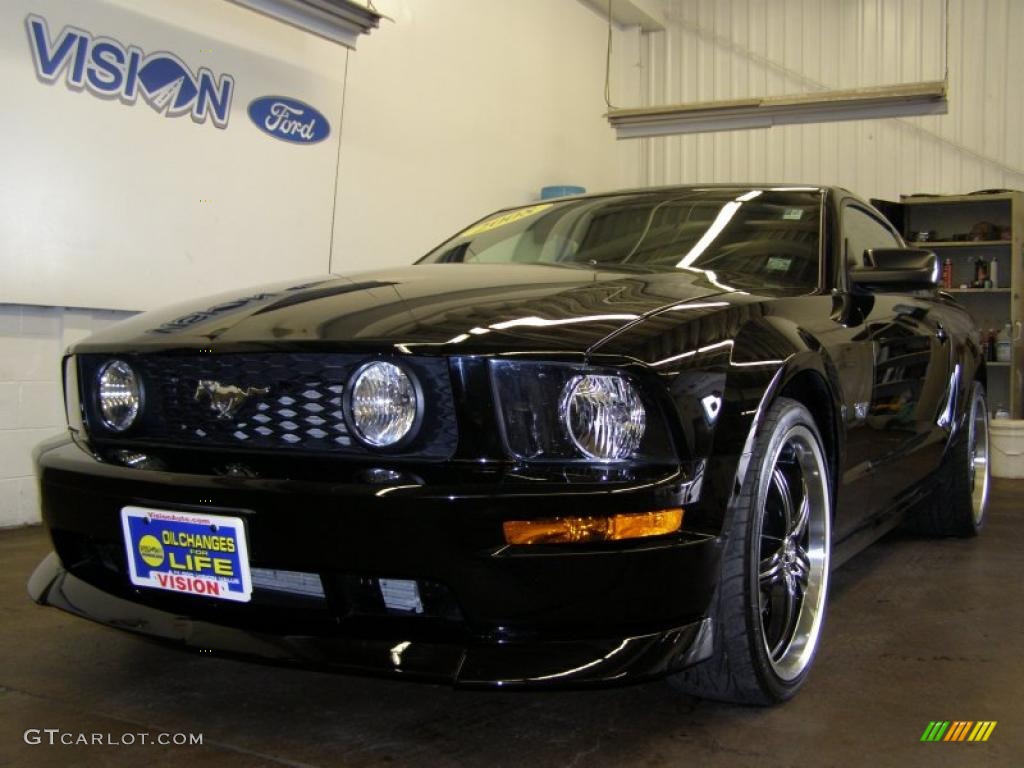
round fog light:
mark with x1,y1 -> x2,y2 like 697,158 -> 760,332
97,359 -> 142,432
346,362 -> 420,447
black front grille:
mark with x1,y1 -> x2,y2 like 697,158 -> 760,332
80,353 -> 457,458
141,355 -> 353,450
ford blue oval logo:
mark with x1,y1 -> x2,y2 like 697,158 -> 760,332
247,96 -> 330,144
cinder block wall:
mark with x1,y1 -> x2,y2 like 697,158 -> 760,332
0,305 -> 133,527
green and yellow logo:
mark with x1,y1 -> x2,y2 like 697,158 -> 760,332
921,721 -> 997,742
137,534 -> 165,567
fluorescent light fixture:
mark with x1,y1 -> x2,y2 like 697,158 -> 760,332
230,0 -> 381,48
608,81 -> 947,139
581,0 -> 666,31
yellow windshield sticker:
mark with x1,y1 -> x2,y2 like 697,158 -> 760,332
459,203 -> 554,238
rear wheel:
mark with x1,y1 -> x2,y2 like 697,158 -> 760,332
671,398 -> 832,704
914,382 -> 990,537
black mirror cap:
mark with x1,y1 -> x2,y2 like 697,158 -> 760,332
850,248 -> 939,292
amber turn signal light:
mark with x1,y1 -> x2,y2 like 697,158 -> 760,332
503,508 -> 683,545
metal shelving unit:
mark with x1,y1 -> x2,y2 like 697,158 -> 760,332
880,192 -> 1022,418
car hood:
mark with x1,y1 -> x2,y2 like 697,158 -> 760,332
73,263 -> 738,356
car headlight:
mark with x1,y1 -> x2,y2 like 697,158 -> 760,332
346,361 -> 421,447
561,375 -> 645,460
490,360 -> 672,463
96,359 -> 142,432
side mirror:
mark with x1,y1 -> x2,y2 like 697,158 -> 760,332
849,248 -> 939,292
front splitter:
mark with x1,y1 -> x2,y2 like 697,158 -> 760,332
28,552 -> 713,688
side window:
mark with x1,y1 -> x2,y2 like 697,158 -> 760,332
843,206 -> 900,270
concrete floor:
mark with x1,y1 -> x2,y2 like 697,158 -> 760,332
1,481 -> 1022,768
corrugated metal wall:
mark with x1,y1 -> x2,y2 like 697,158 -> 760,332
638,0 -> 1024,200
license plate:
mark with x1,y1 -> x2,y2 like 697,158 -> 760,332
120,506 -> 252,603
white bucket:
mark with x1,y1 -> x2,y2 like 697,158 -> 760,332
990,419 -> 1024,479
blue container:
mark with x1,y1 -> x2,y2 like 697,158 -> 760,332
540,185 -> 586,200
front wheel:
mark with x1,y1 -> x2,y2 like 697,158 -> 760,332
671,398 -> 832,705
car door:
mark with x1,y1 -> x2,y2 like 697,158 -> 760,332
839,203 -> 951,525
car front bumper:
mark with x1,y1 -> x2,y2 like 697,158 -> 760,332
29,435 -> 721,687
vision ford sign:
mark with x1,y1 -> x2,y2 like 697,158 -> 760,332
25,14 -> 234,129
248,96 -> 330,144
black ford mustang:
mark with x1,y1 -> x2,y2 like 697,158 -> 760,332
29,186 -> 990,704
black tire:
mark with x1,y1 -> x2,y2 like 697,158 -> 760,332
913,382 -> 990,538
670,397 -> 832,705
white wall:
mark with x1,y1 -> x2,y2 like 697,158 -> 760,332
1,0 -> 350,311
330,0 -> 643,271
0,305 -> 134,526
639,0 -> 1024,200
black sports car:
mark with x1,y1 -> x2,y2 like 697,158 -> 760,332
29,185 -> 990,704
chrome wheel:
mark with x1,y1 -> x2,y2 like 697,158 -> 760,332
968,390 -> 990,525
756,425 -> 831,682
671,398 -> 831,703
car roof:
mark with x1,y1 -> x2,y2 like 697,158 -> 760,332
546,183 -> 824,198
526,184 -> 876,212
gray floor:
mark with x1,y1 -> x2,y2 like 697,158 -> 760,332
1,481 -> 1022,768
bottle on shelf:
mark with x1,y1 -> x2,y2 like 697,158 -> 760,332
996,324 -> 1012,363
990,256 -> 999,288
973,257 -> 989,288
942,257 -> 953,289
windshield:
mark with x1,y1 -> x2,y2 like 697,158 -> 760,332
419,188 -> 823,294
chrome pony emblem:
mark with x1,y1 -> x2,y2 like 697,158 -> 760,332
194,380 -> 269,420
